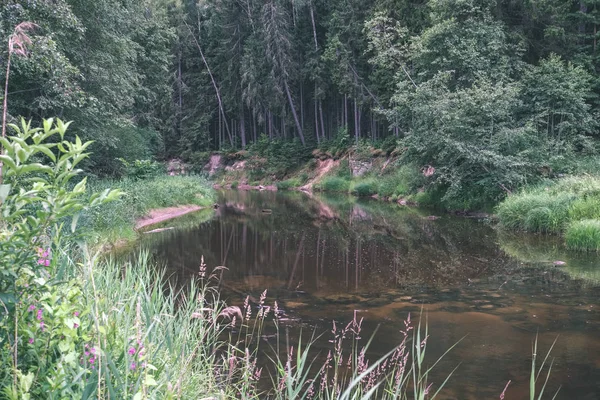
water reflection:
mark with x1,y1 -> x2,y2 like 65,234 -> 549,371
138,190 -> 600,399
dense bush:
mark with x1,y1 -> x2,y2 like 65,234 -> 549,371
377,164 -> 424,198
316,176 -> 351,192
0,119 -> 121,398
248,135 -> 311,179
118,158 -> 164,180
276,178 -> 302,191
351,179 -> 379,197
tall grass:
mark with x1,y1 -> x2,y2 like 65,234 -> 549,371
496,176 -> 600,250
79,252 -> 231,398
565,219 -> 600,251
80,175 -> 215,243
49,247 -> 465,399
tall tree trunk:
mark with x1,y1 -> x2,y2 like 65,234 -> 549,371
344,94 -> 348,130
185,21 -> 233,146
240,112 -> 246,149
319,101 -> 326,140
1,44 -> 12,185
283,78 -> 306,145
314,93 -> 320,144
300,84 -> 304,131
268,110 -> 273,139
354,98 -> 358,144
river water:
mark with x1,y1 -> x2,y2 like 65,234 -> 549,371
138,190 -> 600,399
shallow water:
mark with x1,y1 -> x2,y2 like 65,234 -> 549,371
139,190 -> 600,399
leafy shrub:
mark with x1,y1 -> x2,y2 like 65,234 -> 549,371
377,164 -> 424,197
185,151 -> 212,173
231,180 -> 239,189
276,178 -> 301,191
249,135 -> 311,179
119,158 -> 164,180
317,176 -> 350,192
334,159 -> 352,179
351,179 -> 379,197
0,119 -> 121,397
319,128 -> 350,157
86,125 -> 162,176
378,135 -> 399,155
566,220 -> 600,251
411,190 -> 435,207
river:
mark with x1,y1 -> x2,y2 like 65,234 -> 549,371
136,190 -> 600,399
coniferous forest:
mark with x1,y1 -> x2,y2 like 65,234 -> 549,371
3,0 -> 600,204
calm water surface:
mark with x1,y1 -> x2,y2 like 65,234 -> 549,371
138,190 -> 600,399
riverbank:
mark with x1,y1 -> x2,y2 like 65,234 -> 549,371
206,149 -> 600,251
80,174 -> 215,246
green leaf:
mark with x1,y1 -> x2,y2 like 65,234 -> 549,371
71,213 -> 80,233
0,184 -> 10,203
144,375 -> 158,386
0,155 -> 17,170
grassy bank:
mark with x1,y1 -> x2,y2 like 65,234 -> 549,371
80,175 -> 215,244
497,176 -> 600,251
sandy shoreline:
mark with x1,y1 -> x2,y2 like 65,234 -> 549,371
135,205 -> 204,230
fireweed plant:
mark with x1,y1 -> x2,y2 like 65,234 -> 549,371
0,118 -> 121,398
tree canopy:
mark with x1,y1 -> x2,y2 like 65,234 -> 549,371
3,0 -> 600,204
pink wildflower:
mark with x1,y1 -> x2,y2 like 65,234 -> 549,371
28,338 -> 34,344
128,347 -> 136,356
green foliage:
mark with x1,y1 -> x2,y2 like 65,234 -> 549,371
276,178 -> 302,191
118,159 -> 164,180
377,164 -> 423,197
350,179 -> 378,197
569,197 -> 600,221
496,191 -> 574,233
0,119 -> 120,397
230,180 -> 239,189
316,176 -> 351,192
566,220 -> 600,252
248,135 -> 311,179
320,128 -> 351,158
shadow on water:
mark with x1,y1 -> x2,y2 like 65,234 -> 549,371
132,190 -> 600,399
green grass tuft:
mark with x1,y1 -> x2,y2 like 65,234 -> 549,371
317,176 -> 351,192
566,219 -> 600,251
